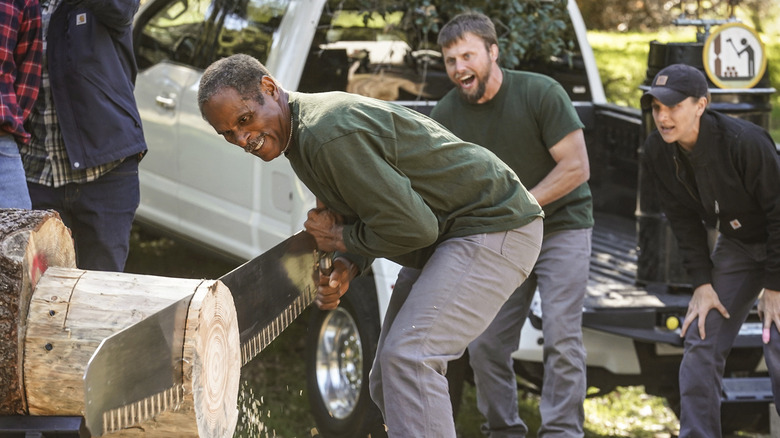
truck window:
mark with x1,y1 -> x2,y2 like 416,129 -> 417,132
135,0 -> 214,69
135,0 -> 290,71
298,3 -> 453,103
212,0 -> 289,64
297,2 -> 589,104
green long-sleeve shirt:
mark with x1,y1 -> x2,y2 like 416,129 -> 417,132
286,91 -> 542,269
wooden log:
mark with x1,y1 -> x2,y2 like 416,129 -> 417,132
23,267 -> 240,437
0,209 -> 76,414
1,209 -> 240,436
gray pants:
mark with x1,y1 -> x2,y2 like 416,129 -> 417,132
469,228 -> 591,438
369,218 -> 543,438
679,235 -> 780,438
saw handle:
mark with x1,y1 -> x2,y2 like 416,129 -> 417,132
318,251 -> 335,276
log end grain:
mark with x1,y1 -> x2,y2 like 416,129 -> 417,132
188,280 -> 241,438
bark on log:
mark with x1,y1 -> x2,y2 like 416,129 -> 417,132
0,209 -> 76,414
23,267 -> 240,437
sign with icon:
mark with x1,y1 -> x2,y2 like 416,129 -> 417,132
703,22 -> 766,89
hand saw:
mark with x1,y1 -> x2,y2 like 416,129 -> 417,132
221,231 -> 322,365
83,231 -> 321,436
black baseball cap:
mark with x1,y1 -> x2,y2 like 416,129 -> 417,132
640,64 -> 709,109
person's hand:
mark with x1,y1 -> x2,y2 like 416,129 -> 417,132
680,283 -> 730,340
758,289 -> 780,344
304,200 -> 346,253
315,257 -> 357,310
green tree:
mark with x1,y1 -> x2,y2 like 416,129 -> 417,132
575,0 -> 778,33
350,0 -> 574,69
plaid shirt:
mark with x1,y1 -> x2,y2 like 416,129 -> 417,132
21,0 -> 120,187
0,0 -> 42,144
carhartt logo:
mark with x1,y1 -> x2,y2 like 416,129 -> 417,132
730,219 -> 742,230
77,13 -> 87,25
656,75 -> 668,86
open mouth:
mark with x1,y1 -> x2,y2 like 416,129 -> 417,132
459,74 -> 475,87
244,134 -> 266,154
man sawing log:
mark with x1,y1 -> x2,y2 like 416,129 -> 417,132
1,209 -> 323,436
82,230 -> 321,436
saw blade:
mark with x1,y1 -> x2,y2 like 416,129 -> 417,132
219,231 -> 319,365
82,232 -> 319,435
83,292 -> 192,436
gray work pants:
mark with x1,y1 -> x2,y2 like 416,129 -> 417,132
469,228 -> 591,438
679,235 -> 780,437
369,218 -> 543,438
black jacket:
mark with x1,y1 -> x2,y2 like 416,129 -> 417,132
643,110 -> 780,290
47,0 -> 146,169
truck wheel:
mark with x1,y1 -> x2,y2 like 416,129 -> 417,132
306,277 -> 386,438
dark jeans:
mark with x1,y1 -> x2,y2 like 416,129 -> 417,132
28,157 -> 140,272
678,235 -> 780,437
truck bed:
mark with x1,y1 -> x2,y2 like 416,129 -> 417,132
587,212 -> 691,311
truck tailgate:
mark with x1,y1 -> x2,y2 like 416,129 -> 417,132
585,212 -> 763,348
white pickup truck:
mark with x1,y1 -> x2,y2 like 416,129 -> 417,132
132,0 -> 774,436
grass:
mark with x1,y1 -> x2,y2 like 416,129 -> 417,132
233,319 -> 314,438
454,382 -> 679,438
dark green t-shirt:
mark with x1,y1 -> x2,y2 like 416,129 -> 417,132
431,69 -> 593,234
286,91 -> 543,269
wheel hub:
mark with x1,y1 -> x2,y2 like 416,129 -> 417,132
315,307 -> 364,419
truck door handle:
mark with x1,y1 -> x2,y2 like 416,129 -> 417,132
155,95 -> 176,110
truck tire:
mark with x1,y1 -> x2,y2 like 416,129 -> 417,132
305,277 -> 386,438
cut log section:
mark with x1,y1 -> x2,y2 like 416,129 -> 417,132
0,209 -> 76,415
1,209 -> 240,437
23,267 -> 240,437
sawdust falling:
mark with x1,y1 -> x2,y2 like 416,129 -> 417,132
235,382 -> 270,437
234,373 -> 317,438
237,380 -> 313,438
